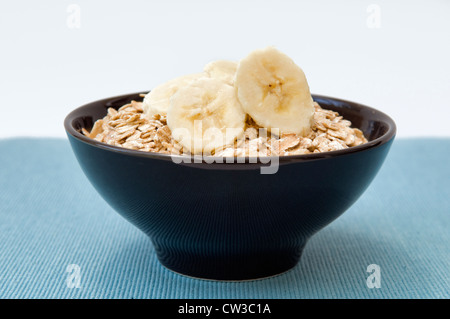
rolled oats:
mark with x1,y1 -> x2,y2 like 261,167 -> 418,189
83,101 -> 368,156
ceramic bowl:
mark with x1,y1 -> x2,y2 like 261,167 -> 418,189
64,92 -> 396,280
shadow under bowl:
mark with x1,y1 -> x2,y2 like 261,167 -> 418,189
64,93 -> 396,281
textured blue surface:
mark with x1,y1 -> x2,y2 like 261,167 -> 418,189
0,138 -> 448,299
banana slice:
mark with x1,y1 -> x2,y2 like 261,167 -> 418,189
235,47 -> 314,135
167,78 -> 246,154
142,73 -> 206,117
204,60 -> 238,85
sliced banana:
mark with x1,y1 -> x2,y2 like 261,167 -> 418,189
167,78 -> 246,154
204,60 -> 238,85
235,47 -> 314,135
142,73 -> 205,117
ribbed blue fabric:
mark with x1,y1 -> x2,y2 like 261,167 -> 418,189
0,138 -> 448,299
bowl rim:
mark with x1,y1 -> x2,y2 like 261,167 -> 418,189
64,92 -> 396,164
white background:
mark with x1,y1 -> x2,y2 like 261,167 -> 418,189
0,0 -> 449,138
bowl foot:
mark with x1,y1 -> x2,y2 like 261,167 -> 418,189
154,244 -> 306,281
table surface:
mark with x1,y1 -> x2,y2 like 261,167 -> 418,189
0,138 -> 448,299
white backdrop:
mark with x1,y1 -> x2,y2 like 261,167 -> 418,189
0,0 -> 449,138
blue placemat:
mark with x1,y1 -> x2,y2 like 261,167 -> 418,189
0,138 -> 448,299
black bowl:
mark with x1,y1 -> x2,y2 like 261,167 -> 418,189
64,92 -> 396,280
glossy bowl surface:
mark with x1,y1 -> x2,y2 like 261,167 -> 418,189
64,92 -> 396,280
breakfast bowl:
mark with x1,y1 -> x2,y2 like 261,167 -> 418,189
64,92 -> 396,280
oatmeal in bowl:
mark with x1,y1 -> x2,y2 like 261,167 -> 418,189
64,47 -> 395,280
82,100 -> 367,157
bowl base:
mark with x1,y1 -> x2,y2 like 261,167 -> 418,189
160,260 -> 299,282
155,244 -> 306,281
